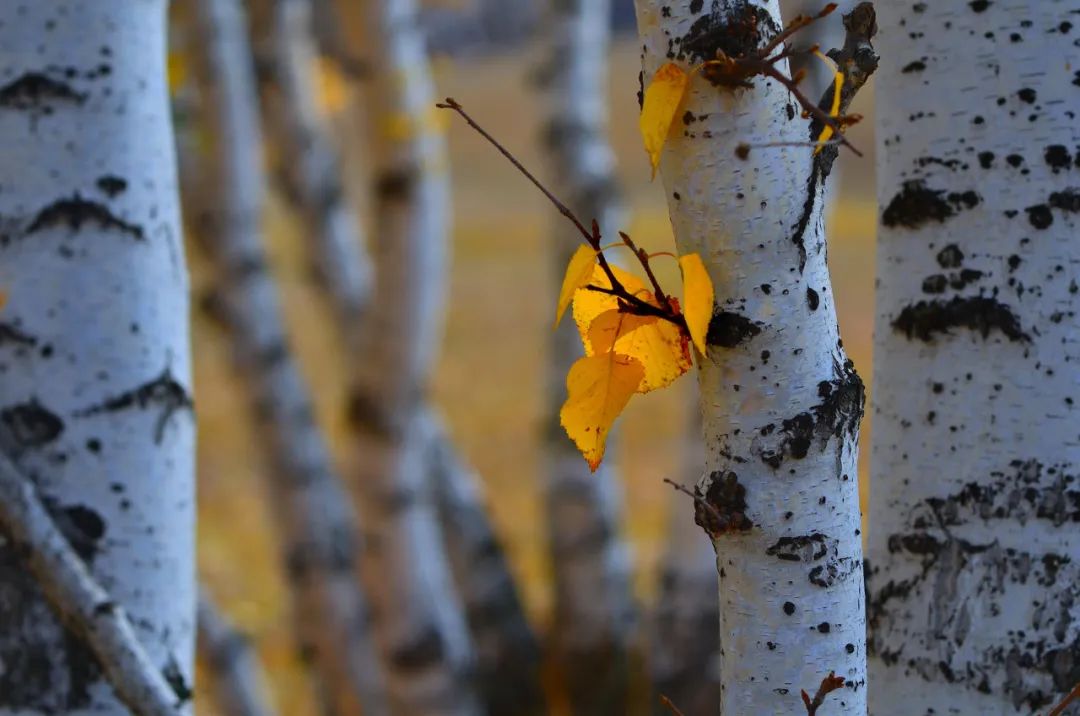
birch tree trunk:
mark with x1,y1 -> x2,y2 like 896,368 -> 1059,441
0,2 -> 196,712
541,1 -> 638,711
344,0 -> 481,712
650,401 -> 721,714
197,592 -> 275,716
634,2 -> 873,712
867,3 -> 1080,713
188,0 -> 385,713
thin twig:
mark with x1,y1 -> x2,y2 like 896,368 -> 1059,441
620,231 -> 672,311
660,694 -> 687,716
801,671 -> 846,715
1048,680 -> 1080,716
663,478 -> 722,526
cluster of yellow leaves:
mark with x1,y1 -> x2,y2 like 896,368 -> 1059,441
556,250 -> 714,470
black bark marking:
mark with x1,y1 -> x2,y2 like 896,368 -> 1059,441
162,654 -> 193,704
673,3 -> 779,69
76,368 -> 193,443
1050,189 -> 1080,214
94,175 -> 127,198
390,625 -> 445,673
374,168 -> 417,201
0,72 -> 86,116
1027,204 -> 1053,229
706,309 -> 762,348
766,533 -> 833,562
696,470 -> 753,537
806,287 -> 820,310
901,60 -> 927,73
882,181 -> 980,229
50,504 -> 106,564
936,244 -> 964,268
24,195 -> 144,241
0,323 -> 37,348
969,0 -> 991,11
0,400 -> 64,447
345,386 -> 403,442
892,297 -> 1028,343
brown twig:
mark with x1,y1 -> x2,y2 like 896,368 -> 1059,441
1048,680 -> 1080,716
801,671 -> 846,715
619,231 -> 672,311
659,694 -> 687,716
663,478 -> 722,527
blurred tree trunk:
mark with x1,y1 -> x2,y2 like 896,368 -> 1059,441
540,0 -> 639,712
338,0 -> 482,712
650,400 -> 720,715
197,591 -> 276,716
633,1 -> 870,712
867,3 -> 1080,713
0,2 -> 196,713
187,0 -> 386,713
250,0 -> 373,342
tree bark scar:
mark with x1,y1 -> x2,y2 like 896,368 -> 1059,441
0,399 -> 64,447
706,308 -> 762,348
23,194 -> 145,241
75,368 -> 194,443
891,296 -> 1029,343
881,181 -> 980,229
671,2 -> 779,70
0,72 -> 86,114
695,470 -> 753,537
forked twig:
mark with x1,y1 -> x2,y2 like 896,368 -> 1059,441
801,671 -> 846,715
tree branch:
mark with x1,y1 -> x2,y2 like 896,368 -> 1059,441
1048,680 -> 1080,716
198,590 -> 276,716
0,451 -> 183,715
801,671 -> 846,715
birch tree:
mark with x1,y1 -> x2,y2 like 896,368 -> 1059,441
867,2 -> 1080,713
342,0 -> 481,711
540,0 -> 638,711
0,2 -> 196,712
188,0 -> 385,713
633,2 -> 876,712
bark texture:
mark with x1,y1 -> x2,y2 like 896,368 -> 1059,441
634,1 -> 870,712
541,0 -> 639,711
0,2 -> 196,712
867,3 -> 1080,714
345,0 -> 481,712
650,400 -> 721,715
197,592 -> 275,716
188,0 -> 386,713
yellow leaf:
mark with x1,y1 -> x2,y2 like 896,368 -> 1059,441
573,266 -> 691,393
679,253 -> 714,355
560,352 -> 644,471
588,310 -> 658,354
640,62 -> 690,179
555,245 -> 597,328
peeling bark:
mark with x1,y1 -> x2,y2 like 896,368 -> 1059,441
0,3 -> 195,713
868,3 -> 1080,713
187,0 -> 386,713
541,0 -> 639,711
633,1 -> 871,712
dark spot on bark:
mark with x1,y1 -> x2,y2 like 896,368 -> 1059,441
806,287 -> 820,311
1017,88 -> 1037,104
345,386 -> 402,442
0,72 -> 85,114
892,297 -> 1028,343
162,654 -> 193,704
76,368 -> 193,444
390,625 -> 445,672
24,194 -> 144,241
689,0 -> 704,13
95,175 -> 127,197
902,60 -> 926,73
922,274 -> 948,294
374,168 -> 417,201
937,244 -> 964,268
1,399 -> 64,447
968,0 -> 990,10
882,181 -> 979,229
1045,145 -> 1072,172
675,3 -> 779,70
1050,189 -> 1080,214
766,533 -> 832,562
52,505 -> 106,564
695,470 -> 753,537
818,622 -> 831,633
1026,204 -> 1053,229
706,309 -> 762,348
0,323 -> 36,348
978,151 -> 995,169
1007,154 -> 1025,168
783,601 -> 796,615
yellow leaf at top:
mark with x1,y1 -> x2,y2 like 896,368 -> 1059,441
640,62 -> 690,179
560,352 -> 644,471
679,253 -> 714,355
573,265 -> 691,394
555,245 -> 597,328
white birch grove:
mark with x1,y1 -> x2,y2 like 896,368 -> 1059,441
867,2 -> 1080,713
0,2 -> 196,712
540,0 -> 638,711
342,0 -> 481,711
633,1 -> 875,712
650,401 -> 721,714
188,0 -> 386,713
197,592 -> 275,716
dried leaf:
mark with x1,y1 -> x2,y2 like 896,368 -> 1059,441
560,352 -> 644,471
640,62 -> 690,179
678,253 -> 714,354
555,245 -> 597,328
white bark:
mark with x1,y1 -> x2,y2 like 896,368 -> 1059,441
197,591 -> 275,716
634,2 -> 870,713
0,453 -> 184,715
0,2 -> 195,712
344,0 -> 480,712
650,400 -> 721,715
541,0 -> 638,711
867,3 -> 1080,714
258,0 -> 373,341
188,1 -> 386,714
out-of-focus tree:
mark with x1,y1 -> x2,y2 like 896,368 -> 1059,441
0,2 -> 196,713
867,3 -> 1080,713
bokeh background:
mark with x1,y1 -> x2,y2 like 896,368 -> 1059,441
189,16 -> 877,713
